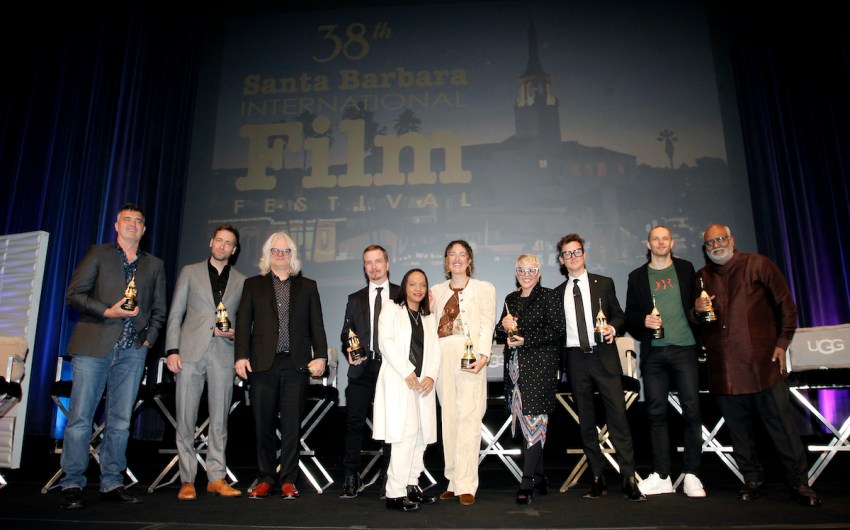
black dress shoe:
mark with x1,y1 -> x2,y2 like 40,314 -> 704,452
533,475 -> 549,496
101,486 -> 142,504
737,481 -> 766,501
60,487 -> 84,509
386,496 -> 420,512
791,484 -> 821,507
406,485 -> 436,504
622,477 -> 646,502
339,471 -> 361,499
583,476 -> 608,499
516,488 -> 534,505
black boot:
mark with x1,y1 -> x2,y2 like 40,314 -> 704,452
386,496 -> 420,512
340,471 -> 361,499
406,485 -> 436,505
533,475 -> 549,496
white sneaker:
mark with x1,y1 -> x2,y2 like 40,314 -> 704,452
683,473 -> 706,498
638,472 -> 674,495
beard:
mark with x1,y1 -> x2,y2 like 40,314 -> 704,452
708,247 -> 733,265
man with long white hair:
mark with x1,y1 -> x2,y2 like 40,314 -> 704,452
235,231 -> 328,500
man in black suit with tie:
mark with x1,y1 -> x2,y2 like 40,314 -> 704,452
554,233 -> 644,501
339,245 -> 400,499
235,231 -> 328,500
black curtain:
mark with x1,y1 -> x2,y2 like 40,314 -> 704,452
1,5 -> 202,434
709,4 -> 850,326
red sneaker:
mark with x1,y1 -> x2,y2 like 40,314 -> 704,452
248,482 -> 273,499
281,483 -> 300,499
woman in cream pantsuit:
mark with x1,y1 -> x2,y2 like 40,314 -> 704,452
430,240 -> 496,506
373,269 -> 441,512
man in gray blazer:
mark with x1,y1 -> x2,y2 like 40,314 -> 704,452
166,225 -> 246,501
60,203 -> 166,509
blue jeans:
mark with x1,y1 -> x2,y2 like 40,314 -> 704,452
60,344 -> 147,492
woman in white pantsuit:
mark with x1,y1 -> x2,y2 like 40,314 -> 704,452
430,240 -> 496,506
373,269 -> 441,512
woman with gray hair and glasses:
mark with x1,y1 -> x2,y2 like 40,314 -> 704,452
495,253 -> 562,504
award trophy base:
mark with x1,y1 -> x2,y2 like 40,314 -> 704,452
593,331 -> 605,345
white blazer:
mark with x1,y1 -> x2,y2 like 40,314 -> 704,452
372,302 -> 441,445
431,277 -> 496,357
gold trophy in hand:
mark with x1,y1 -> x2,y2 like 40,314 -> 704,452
461,334 -> 476,369
216,301 -> 231,332
346,328 -> 366,362
594,298 -> 607,344
504,302 -> 518,344
121,274 -> 137,311
698,277 -> 718,322
651,295 -> 665,339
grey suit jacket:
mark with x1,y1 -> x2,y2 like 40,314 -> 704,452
165,260 -> 246,364
66,243 -> 167,357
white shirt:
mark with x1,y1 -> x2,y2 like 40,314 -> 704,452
563,271 -> 595,348
369,280 -> 390,351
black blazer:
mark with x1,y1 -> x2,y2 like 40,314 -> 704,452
235,272 -> 328,373
339,283 -> 400,379
624,257 -> 698,360
66,243 -> 167,357
553,273 -> 626,376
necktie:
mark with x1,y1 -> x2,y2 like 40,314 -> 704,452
573,279 -> 591,352
373,287 -> 383,355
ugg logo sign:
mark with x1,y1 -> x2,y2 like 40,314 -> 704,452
807,339 -> 845,355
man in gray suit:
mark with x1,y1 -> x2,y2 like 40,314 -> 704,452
166,225 -> 246,501
60,203 -> 166,509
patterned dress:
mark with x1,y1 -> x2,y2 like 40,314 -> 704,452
495,283 -> 561,446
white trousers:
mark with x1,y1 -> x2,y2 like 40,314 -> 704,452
385,390 -> 427,499
437,335 -> 487,496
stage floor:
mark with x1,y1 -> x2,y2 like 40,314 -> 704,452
1,430 -> 849,530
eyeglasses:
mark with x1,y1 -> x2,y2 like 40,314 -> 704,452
704,236 -> 731,249
270,248 -> 292,256
560,248 -> 585,259
516,267 -> 540,276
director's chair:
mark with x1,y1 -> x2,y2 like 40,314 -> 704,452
41,355 -> 145,493
146,358 -> 242,492
556,337 -> 642,492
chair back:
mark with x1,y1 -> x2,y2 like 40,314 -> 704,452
0,335 -> 28,383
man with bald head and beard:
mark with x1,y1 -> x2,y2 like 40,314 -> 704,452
695,224 -> 820,507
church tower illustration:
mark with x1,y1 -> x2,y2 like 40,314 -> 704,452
514,22 -> 561,143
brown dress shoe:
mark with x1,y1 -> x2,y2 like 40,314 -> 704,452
459,493 -> 476,506
207,479 -> 242,497
439,490 -> 456,500
178,483 -> 196,501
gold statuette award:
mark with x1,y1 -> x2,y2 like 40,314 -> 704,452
594,298 -> 608,344
504,302 -> 518,343
121,274 -> 137,311
461,334 -> 476,369
651,295 -> 665,339
698,277 -> 718,322
347,328 -> 366,362
216,301 -> 231,332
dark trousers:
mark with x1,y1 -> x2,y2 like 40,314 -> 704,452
567,348 -> 636,479
715,380 -> 808,488
343,360 -> 390,475
642,345 -> 702,476
520,440 -> 545,488
249,355 -> 309,485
